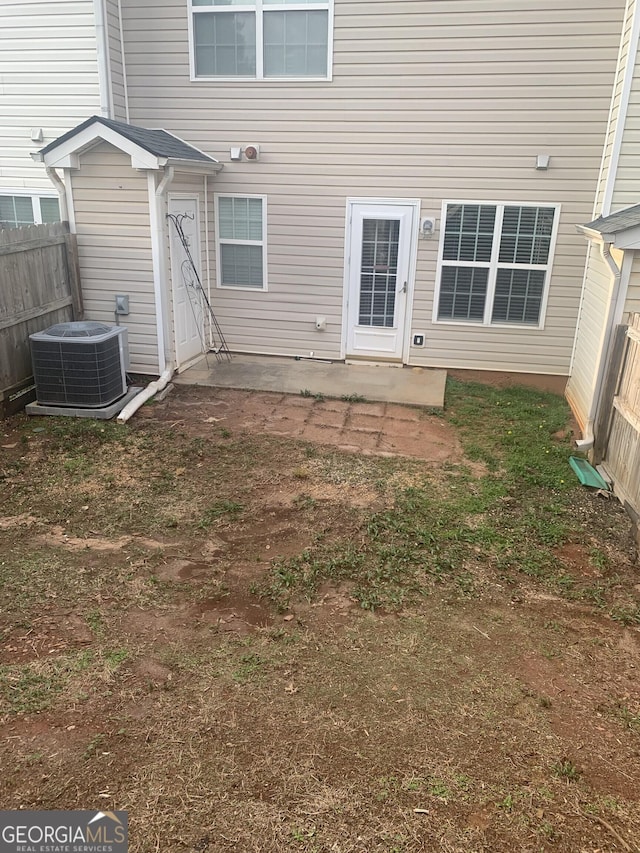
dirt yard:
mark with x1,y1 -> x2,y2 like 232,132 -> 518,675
1,379 -> 639,852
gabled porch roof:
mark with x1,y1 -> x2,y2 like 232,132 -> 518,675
578,203 -> 640,249
33,115 -> 223,174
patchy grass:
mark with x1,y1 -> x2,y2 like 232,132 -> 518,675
1,382 -> 639,852
258,380 -> 633,615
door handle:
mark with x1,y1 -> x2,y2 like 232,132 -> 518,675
398,281 -> 407,294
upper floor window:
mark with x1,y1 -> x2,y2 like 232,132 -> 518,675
0,194 -> 60,229
434,202 -> 560,328
190,0 -> 333,80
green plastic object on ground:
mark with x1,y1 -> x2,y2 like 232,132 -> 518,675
568,456 -> 610,490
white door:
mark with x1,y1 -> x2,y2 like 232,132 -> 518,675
169,195 -> 204,369
345,202 -> 416,361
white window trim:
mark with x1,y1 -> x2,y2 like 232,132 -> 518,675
188,0 -> 334,82
0,191 -> 60,226
432,199 -> 561,331
215,193 -> 268,292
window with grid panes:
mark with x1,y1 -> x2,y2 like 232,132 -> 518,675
436,203 -> 558,326
216,196 -> 266,289
191,0 -> 331,79
0,195 -> 60,228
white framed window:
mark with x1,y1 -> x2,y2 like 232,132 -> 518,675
189,0 -> 333,81
0,194 -> 60,229
433,201 -> 561,328
215,194 -> 267,290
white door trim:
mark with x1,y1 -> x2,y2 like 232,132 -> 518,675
168,192 -> 205,371
342,197 -> 420,362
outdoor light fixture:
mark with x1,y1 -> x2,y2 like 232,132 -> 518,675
420,217 -> 436,238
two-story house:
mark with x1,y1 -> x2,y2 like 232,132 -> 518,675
18,1 -> 632,380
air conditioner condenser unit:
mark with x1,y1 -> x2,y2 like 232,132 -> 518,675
29,321 -> 129,408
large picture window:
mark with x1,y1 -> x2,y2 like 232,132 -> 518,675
434,202 -> 560,327
216,195 -> 267,290
191,0 -> 333,80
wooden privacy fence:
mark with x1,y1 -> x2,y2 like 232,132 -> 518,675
595,313 -> 640,517
0,222 -> 82,416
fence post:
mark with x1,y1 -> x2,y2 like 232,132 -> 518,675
64,231 -> 84,320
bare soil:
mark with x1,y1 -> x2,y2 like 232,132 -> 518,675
0,385 -> 639,852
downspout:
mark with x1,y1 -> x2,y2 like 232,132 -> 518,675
575,241 -> 623,450
117,367 -> 173,423
93,0 -> 113,118
45,168 -> 68,223
118,167 -> 176,423
204,174 -> 213,348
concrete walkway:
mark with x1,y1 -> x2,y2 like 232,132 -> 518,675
174,354 -> 447,408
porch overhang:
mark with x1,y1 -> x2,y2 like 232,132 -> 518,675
31,115 -> 223,175
577,203 -> 640,250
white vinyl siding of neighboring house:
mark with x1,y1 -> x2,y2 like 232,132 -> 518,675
565,242 -> 616,430
0,0 -> 101,193
119,0 -> 625,371
69,142 -> 159,373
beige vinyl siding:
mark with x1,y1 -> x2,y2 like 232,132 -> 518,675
594,0 -> 636,215
623,251 -> 640,315
105,0 -> 128,122
70,142 -> 159,373
0,0 -> 100,192
565,242 -> 615,429
120,0 -> 624,369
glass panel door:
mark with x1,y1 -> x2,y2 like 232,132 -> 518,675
345,202 -> 416,362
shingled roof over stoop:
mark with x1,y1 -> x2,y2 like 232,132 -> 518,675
37,115 -> 219,167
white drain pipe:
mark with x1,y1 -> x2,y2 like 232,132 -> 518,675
117,366 -> 173,424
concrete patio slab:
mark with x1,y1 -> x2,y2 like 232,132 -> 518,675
174,354 -> 447,408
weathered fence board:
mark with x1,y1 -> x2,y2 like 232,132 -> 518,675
601,313 -> 640,516
0,222 -> 83,416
